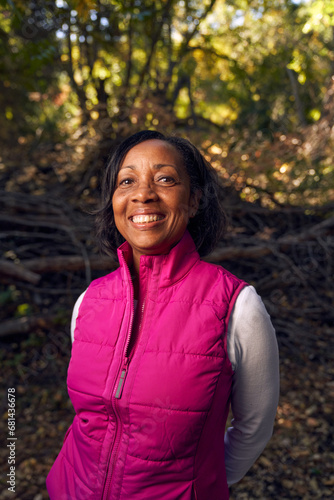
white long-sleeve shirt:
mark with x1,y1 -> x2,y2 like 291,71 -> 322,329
70,285 -> 279,486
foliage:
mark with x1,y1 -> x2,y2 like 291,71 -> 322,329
0,0 -> 334,203
1,0 -> 333,134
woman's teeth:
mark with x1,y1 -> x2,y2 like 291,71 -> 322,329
131,214 -> 164,223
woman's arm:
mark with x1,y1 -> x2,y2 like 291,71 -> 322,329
225,286 -> 280,485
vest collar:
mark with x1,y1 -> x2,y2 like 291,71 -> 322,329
117,230 -> 200,288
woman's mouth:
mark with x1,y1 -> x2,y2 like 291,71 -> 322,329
130,214 -> 165,224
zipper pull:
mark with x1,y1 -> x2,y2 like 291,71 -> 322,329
115,358 -> 128,399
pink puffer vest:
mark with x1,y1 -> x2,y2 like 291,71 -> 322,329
46,230 -> 247,500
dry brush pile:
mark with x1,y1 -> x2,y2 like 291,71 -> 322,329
1,188 -> 333,348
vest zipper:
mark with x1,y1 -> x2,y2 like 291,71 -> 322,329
101,253 -> 135,500
114,261 -> 136,399
115,357 -> 128,399
115,266 -> 149,397
114,294 -> 146,400
102,255 -> 151,499
102,268 -> 150,499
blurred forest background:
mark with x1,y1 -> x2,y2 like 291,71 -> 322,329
0,0 -> 333,498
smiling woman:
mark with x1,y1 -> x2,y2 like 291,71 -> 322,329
46,130 -> 279,500
96,130 -> 227,260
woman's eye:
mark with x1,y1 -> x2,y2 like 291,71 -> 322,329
119,178 -> 133,186
157,176 -> 176,184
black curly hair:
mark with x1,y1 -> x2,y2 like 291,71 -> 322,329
95,130 -> 227,257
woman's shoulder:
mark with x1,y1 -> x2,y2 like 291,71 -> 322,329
196,258 -> 248,289
187,259 -> 248,316
89,265 -> 121,286
84,266 -> 123,296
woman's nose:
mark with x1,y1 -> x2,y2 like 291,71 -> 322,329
131,182 -> 159,203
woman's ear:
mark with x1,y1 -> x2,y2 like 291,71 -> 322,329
189,189 -> 202,218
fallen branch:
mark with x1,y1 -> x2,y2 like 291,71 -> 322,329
0,315 -> 58,337
0,259 -> 41,284
0,214 -> 72,229
207,245 -> 272,262
207,218 -> 334,262
279,215 -> 334,244
23,255 -> 117,273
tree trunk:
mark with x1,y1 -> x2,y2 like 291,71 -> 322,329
286,67 -> 307,127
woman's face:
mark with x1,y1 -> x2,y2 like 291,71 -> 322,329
112,139 -> 199,266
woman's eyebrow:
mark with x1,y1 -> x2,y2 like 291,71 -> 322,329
153,163 -> 179,171
119,163 -> 179,171
119,165 -> 135,171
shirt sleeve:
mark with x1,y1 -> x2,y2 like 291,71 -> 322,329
224,285 -> 280,486
70,290 -> 86,343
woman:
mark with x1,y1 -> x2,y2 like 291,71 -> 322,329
46,130 -> 279,499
